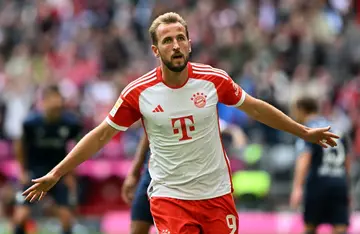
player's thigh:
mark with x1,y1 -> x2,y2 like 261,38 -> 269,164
332,225 -> 348,234
200,193 -> 239,234
131,175 -> 153,225
304,225 -> 317,234
13,204 -> 31,223
150,197 -> 201,234
130,221 -> 152,234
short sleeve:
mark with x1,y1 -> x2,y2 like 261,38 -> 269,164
217,76 -> 246,107
106,93 -> 141,131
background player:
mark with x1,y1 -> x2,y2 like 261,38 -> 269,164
121,117 -> 247,234
290,97 -> 351,234
121,135 -> 152,234
22,12 -> 339,234
12,85 -> 82,234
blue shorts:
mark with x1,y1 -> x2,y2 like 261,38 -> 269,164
304,186 -> 349,226
131,169 -> 153,224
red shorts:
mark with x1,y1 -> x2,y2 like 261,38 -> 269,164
150,193 -> 239,234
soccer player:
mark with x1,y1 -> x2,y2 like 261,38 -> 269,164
121,118 -> 245,234
13,85 -> 82,234
23,12 -> 339,234
290,97 -> 351,234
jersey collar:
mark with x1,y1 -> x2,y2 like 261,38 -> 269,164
156,62 -> 193,89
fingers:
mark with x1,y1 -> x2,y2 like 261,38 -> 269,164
324,131 -> 340,139
22,183 -> 41,196
325,137 -> 337,147
39,192 -> 47,201
121,190 -> 129,204
121,186 -> 131,205
124,191 -> 134,205
23,187 -> 48,202
318,140 -> 328,148
31,177 -> 45,183
25,191 -> 37,202
30,192 -> 41,203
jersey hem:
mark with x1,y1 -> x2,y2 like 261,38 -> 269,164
148,189 -> 232,201
105,117 -> 128,131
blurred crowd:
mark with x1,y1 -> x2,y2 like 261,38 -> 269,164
0,0 -> 360,214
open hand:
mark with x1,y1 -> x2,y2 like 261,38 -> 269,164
22,173 -> 60,203
121,174 -> 140,205
302,126 -> 339,148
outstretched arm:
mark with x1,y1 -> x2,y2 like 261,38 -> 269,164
23,121 -> 119,202
50,121 -> 119,178
237,95 -> 339,147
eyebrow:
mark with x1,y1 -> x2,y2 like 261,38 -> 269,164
162,33 -> 186,42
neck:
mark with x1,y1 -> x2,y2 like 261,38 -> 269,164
161,63 -> 188,87
44,111 -> 61,122
304,113 -> 318,124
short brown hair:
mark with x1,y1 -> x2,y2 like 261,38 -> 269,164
296,97 -> 319,114
42,84 -> 62,99
149,12 -> 189,45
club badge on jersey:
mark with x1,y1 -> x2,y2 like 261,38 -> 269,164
191,92 -> 207,108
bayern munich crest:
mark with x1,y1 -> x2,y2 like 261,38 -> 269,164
191,92 -> 207,108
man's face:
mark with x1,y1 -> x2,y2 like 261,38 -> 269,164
152,22 -> 191,72
43,92 -> 63,115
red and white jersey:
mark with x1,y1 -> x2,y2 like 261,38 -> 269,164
106,62 -> 246,200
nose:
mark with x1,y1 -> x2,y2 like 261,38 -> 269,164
173,39 -> 180,50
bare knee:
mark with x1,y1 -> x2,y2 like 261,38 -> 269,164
13,206 -> 30,224
130,221 -> 152,234
57,206 -> 73,229
333,225 -> 348,234
304,224 -> 317,234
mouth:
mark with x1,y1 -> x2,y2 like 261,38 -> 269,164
172,54 -> 184,60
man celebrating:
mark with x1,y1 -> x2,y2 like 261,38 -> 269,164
23,12 -> 339,234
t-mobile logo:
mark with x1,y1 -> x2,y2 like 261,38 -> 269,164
171,115 -> 195,141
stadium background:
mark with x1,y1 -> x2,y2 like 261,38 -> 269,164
0,0 -> 359,233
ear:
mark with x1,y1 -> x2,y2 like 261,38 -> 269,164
151,45 -> 160,58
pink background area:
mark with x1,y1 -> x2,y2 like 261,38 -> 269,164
102,212 -> 360,234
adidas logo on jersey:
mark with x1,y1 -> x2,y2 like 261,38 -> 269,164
152,105 -> 164,113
